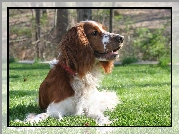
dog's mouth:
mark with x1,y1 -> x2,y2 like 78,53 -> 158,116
94,46 -> 121,61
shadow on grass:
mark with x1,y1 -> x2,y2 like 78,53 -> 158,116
9,74 -> 20,78
9,89 -> 38,99
9,63 -> 50,71
9,103 -> 43,121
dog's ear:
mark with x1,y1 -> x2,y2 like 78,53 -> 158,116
76,23 -> 89,46
58,23 -> 95,78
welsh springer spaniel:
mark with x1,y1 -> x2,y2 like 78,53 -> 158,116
26,20 -> 124,125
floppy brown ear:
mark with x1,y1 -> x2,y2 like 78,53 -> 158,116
76,23 -> 89,46
58,23 -> 95,78
100,61 -> 114,74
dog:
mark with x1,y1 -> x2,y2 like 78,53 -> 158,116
25,20 -> 124,125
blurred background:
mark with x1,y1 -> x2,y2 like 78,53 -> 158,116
8,6 -> 171,65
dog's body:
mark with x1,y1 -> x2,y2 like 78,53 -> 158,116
26,21 -> 124,125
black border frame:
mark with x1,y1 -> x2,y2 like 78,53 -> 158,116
7,6 -> 172,128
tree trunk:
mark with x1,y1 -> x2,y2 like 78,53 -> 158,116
109,9 -> 113,33
42,9 -> 47,16
77,9 -> 92,22
56,9 -> 69,44
35,9 -> 40,59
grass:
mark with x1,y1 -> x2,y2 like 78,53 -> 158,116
8,63 -> 171,126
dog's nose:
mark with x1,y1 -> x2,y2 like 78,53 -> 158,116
115,35 -> 124,43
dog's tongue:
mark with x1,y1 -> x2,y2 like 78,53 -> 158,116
95,50 -> 119,61
102,51 -> 119,60
109,51 -> 118,55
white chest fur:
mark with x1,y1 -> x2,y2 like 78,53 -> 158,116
46,65 -> 119,125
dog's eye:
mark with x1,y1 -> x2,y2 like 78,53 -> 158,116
91,31 -> 98,36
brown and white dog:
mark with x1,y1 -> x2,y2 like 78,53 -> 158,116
26,20 -> 124,125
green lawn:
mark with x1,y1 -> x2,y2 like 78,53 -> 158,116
8,63 -> 171,126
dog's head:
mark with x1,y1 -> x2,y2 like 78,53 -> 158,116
59,20 -> 124,76
82,21 -> 124,61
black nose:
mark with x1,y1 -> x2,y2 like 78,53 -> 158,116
115,35 -> 124,43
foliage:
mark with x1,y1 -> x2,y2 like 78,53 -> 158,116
9,9 -> 23,17
9,63 -> 171,126
133,26 -> 171,61
114,14 -> 123,21
92,9 -> 110,26
40,13 -> 48,27
10,26 -> 31,38
121,57 -> 138,65
158,54 -> 171,66
9,57 -> 16,63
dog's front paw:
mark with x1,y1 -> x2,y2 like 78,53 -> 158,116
97,116 -> 112,126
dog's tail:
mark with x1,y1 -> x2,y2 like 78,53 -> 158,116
49,59 -> 59,68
